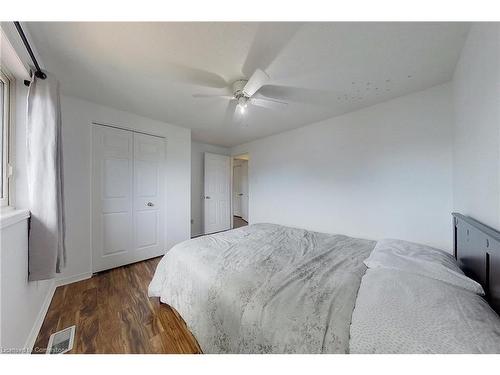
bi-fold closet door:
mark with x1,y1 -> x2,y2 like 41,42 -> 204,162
92,124 -> 165,272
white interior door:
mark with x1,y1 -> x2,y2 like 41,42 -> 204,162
233,165 -> 242,217
92,125 -> 165,272
133,133 -> 165,260
204,152 -> 231,234
241,161 -> 249,222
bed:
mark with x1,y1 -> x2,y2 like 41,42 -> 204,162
148,217 -> 500,354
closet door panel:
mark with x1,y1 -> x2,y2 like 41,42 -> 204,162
92,125 -> 134,271
93,125 -> 166,272
135,210 -> 158,248
102,213 -> 129,255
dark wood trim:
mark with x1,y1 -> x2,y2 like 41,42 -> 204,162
452,213 -> 500,243
453,212 -> 500,315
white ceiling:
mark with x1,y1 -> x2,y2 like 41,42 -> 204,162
26,22 -> 469,147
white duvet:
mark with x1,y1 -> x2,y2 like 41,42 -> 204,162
149,223 -> 374,353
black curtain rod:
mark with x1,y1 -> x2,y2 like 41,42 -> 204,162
13,21 -> 47,86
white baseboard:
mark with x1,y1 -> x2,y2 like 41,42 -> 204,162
23,272 -> 93,353
24,280 -> 56,353
55,272 -> 93,287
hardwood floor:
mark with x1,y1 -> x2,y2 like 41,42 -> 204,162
33,257 -> 202,354
233,216 -> 248,229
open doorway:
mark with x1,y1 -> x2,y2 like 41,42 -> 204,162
232,154 -> 249,229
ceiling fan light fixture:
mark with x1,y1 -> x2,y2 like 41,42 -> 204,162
238,96 -> 248,107
194,69 -> 288,119
238,97 -> 248,114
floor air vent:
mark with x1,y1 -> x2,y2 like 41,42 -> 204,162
46,325 -> 76,354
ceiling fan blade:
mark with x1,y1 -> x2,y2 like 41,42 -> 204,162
258,85 -> 342,106
243,69 -> 270,97
167,64 -> 227,88
253,95 -> 288,105
193,94 -> 234,99
251,97 -> 288,110
242,23 -> 303,77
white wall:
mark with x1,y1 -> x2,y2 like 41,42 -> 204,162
59,95 -> 191,281
0,215 -> 54,352
452,23 -> 500,231
232,83 -> 454,251
191,141 -> 230,237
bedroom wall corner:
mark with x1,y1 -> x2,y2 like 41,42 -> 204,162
231,83 -> 454,251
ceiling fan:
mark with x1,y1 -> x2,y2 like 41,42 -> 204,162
193,69 -> 288,118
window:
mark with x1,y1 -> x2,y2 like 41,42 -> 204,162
0,69 -> 12,207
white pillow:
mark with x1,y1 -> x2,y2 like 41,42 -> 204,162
365,239 -> 484,295
350,269 -> 500,354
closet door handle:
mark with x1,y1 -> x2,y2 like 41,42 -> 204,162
146,202 -> 154,207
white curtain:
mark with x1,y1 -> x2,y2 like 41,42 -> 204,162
27,72 -> 66,281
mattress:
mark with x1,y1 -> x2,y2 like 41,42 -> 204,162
148,223 -> 375,353
149,224 -> 500,353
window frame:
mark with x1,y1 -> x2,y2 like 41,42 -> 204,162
0,68 -> 13,208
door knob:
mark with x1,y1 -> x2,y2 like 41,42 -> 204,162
205,196 -> 211,199
238,193 -> 243,196
147,202 -> 154,207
